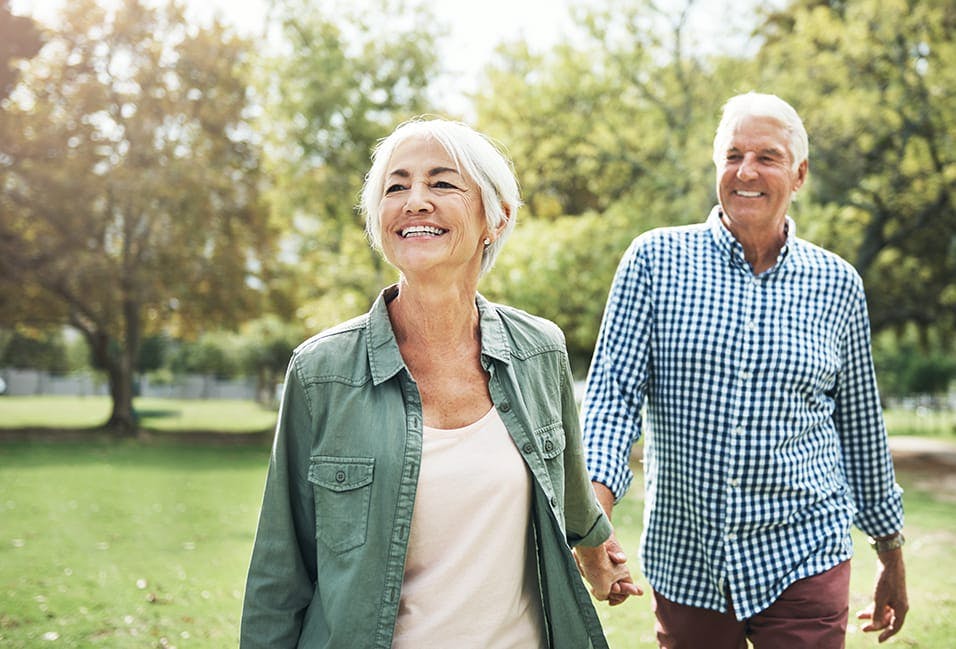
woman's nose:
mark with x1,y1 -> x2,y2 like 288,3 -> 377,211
404,182 -> 433,212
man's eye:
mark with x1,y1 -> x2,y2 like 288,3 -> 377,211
384,184 -> 407,194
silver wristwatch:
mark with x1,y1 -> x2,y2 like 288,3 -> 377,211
868,532 -> 905,553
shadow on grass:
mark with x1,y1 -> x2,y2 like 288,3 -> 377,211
0,434 -> 271,470
134,408 -> 181,419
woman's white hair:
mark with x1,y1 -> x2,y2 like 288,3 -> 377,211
360,117 -> 521,276
712,92 -> 809,173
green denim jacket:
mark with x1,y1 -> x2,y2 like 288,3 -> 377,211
240,286 -> 613,649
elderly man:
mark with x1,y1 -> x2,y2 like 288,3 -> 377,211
578,92 -> 907,648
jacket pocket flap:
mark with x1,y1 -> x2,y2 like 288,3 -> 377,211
534,423 -> 566,459
309,457 -> 374,492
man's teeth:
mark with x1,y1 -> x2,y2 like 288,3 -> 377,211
401,225 -> 446,238
736,191 -> 763,197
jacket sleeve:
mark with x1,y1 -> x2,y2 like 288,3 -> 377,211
559,346 -> 613,548
240,357 -> 318,648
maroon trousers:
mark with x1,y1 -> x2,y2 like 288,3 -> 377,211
652,561 -> 851,649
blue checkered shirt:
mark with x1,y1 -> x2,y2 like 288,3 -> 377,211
582,206 -> 904,620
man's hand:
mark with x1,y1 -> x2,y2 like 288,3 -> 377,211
857,548 -> 908,642
574,532 -> 643,605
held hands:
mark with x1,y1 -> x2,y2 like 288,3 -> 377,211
574,532 -> 643,606
857,548 -> 908,643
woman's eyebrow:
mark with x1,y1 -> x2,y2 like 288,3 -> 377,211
386,166 -> 461,179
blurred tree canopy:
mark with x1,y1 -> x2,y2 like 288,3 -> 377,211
258,0 -> 442,330
755,0 -> 956,335
1,0 -> 952,428
477,0 -> 955,366
0,0 -> 271,434
0,0 -> 43,100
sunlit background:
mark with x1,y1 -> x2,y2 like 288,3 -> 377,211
1,0 -> 954,647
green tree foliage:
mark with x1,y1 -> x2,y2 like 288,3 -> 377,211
474,0 -> 740,221
0,0 -> 271,434
0,328 -> 69,373
260,0 -> 442,331
481,210 -> 635,371
474,0 -> 748,363
755,0 -> 956,335
237,315 -> 306,403
873,329 -> 956,399
474,0 -> 955,365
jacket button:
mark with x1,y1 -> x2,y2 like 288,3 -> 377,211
499,401 -> 511,413
544,440 -> 554,453
335,470 -> 346,483
550,496 -> 558,507
522,442 -> 534,454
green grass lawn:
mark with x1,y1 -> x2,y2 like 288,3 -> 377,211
3,396 -> 953,440
1,440 -> 953,648
883,407 -> 956,438
0,441 -> 268,648
0,401 -> 953,647
0,396 -> 277,433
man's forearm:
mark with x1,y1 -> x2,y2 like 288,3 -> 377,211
592,481 -> 616,520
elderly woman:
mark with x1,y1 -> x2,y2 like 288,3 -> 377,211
240,118 -> 636,649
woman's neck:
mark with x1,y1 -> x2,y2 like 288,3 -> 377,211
387,275 -> 481,350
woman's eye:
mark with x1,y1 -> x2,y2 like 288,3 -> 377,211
433,181 -> 458,189
384,184 -> 407,194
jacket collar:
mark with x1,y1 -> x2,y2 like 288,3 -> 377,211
365,285 -> 512,386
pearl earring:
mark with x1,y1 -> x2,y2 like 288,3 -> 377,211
483,237 -> 491,247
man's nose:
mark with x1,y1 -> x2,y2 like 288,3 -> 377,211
736,154 -> 759,181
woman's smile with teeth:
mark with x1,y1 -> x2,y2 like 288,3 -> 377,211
401,225 -> 447,238
735,190 -> 763,197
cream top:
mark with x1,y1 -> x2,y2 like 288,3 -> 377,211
392,407 -> 545,649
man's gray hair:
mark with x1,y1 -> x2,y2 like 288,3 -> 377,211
713,92 -> 809,173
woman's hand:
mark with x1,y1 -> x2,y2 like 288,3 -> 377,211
574,532 -> 643,605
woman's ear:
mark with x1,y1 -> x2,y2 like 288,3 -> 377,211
493,204 -> 511,238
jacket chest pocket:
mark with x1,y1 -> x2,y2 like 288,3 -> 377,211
308,456 -> 374,553
535,422 -> 566,460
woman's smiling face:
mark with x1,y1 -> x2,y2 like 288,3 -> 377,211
379,136 -> 488,281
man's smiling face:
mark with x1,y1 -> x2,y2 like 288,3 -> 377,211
717,115 -> 807,229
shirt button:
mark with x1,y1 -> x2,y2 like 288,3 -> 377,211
739,371 -> 752,380
732,426 -> 744,435
522,442 -> 534,454
745,321 -> 757,332
727,532 -> 737,541
335,470 -> 346,483
544,440 -> 555,453
499,401 -> 512,413
729,478 -> 740,488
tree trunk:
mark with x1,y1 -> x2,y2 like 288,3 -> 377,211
104,362 -> 137,436
71,317 -> 140,437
